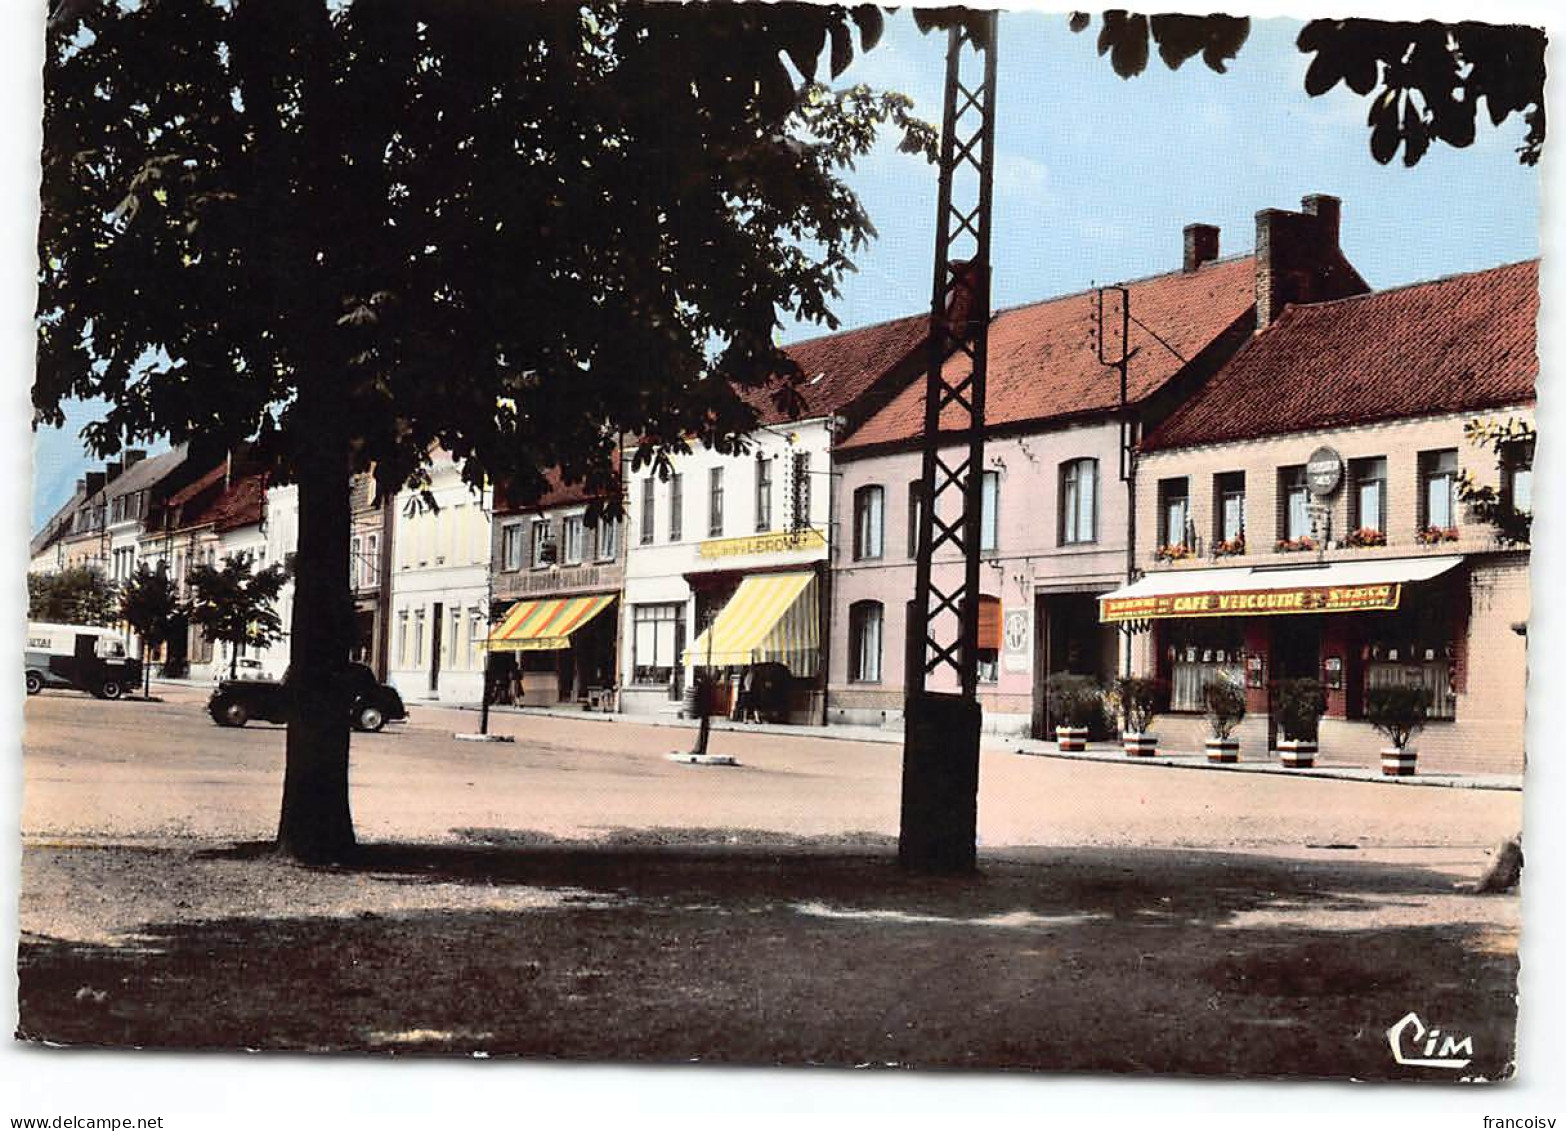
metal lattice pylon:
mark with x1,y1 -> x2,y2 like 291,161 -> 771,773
908,14 -> 998,701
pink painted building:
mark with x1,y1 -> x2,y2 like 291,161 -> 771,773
827,196 -> 1365,737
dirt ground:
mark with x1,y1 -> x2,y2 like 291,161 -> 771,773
16,687 -> 1525,1079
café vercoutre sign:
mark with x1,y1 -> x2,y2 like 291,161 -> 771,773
1306,445 -> 1344,497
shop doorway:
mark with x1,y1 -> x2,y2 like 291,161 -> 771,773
1032,592 -> 1118,739
1268,615 -> 1322,748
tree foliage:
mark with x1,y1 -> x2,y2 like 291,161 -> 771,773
1458,415 -> 1535,547
36,0 -> 934,505
184,552 -> 289,678
28,565 -> 120,625
119,561 -> 181,694
1072,11 -> 1545,166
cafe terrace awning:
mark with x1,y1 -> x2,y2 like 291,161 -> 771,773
487,593 -> 616,652
1099,555 -> 1463,624
683,571 -> 820,676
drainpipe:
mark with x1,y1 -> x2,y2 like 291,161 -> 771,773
1123,426 -> 1137,679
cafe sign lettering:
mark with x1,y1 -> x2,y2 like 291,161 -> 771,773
1101,582 -> 1401,623
1306,445 -> 1344,497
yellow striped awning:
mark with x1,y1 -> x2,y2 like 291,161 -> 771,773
683,571 -> 820,676
487,593 -> 616,652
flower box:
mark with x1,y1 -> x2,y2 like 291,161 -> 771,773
1343,527 -> 1387,548
1416,525 -> 1459,546
1381,746 -> 1418,776
1155,543 -> 1194,563
1213,537 -> 1246,558
1204,736 -> 1239,763
1123,731 -> 1157,757
1276,738 -> 1317,769
1275,536 -> 1317,554
1056,725 -> 1089,753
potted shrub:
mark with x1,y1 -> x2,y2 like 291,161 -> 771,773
1366,684 -> 1432,776
1202,675 -> 1247,762
1274,676 -> 1327,768
1113,676 -> 1160,756
1047,673 -> 1102,753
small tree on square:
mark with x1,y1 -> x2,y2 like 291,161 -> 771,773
119,561 -> 181,697
184,554 -> 289,680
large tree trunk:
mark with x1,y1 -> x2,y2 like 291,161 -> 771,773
276,382 -> 357,862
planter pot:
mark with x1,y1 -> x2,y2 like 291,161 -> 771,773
1204,736 -> 1240,763
1381,746 -> 1418,776
1277,738 -> 1318,769
1123,731 -> 1157,757
1056,725 -> 1089,753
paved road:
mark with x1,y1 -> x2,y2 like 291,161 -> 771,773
21,683 -> 1522,851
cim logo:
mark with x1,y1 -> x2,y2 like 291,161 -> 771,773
1387,1011 -> 1474,1069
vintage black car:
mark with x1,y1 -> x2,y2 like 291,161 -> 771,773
208,663 -> 408,732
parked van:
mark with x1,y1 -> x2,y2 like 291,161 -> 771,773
24,622 -> 141,699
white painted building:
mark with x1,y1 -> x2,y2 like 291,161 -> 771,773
618,420 -> 833,721
386,449 -> 493,704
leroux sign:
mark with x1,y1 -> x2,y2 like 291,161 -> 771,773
697,528 -> 827,559
1100,583 -> 1402,623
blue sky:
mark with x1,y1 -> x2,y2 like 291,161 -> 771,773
30,10 -> 1541,528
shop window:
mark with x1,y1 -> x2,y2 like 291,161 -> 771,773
668,473 -> 683,543
854,485 -> 885,560
1059,459 -> 1098,545
562,514 -> 585,565
981,470 -> 1000,552
976,594 -> 1001,683
848,600 -> 883,682
1420,448 -> 1459,531
907,481 -> 924,558
1363,645 -> 1457,720
1158,477 -> 1190,550
1213,471 -> 1245,548
640,478 -> 656,545
708,467 -> 725,537
632,603 -> 685,686
1164,622 -> 1244,712
755,456 -> 773,533
1350,456 -> 1388,534
1279,466 -> 1310,542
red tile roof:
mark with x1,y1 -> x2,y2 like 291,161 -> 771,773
1143,259 -> 1538,452
495,462 -> 622,514
838,255 -> 1257,451
739,311 -> 930,425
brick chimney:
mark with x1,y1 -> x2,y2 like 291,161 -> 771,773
105,460 -> 122,483
1183,223 -> 1220,273
1255,193 -> 1366,330
124,449 -> 147,468
84,471 -> 106,496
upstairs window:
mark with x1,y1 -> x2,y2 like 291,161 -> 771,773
596,515 -> 620,561
1159,477 -> 1191,549
980,470 -> 1000,552
668,473 -> 683,543
1420,448 -> 1459,531
755,457 -> 773,532
1350,457 -> 1388,534
1059,459 -> 1098,545
532,519 -> 554,567
1503,438 -> 1535,517
1214,471 -> 1246,546
708,468 -> 725,537
789,452 -> 812,531
1279,466 -> 1310,542
562,514 -> 585,564
853,485 -> 885,560
907,480 -> 924,558
501,522 -> 525,571
640,477 -> 656,545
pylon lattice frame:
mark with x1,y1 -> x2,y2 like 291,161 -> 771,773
908,15 -> 998,701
